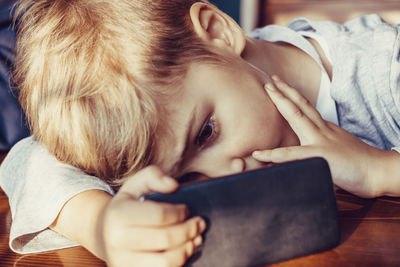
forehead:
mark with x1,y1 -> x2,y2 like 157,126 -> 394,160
152,102 -> 196,176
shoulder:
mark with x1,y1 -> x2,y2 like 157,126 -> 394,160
287,14 -> 399,53
1,136 -> 57,172
288,14 -> 400,80
287,14 -> 389,36
0,137 -> 114,198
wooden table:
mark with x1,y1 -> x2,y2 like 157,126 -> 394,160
1,152 -> 400,266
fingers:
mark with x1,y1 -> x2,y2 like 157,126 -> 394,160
106,214 -> 205,267
265,79 -> 318,142
252,146 -> 318,163
111,165 -> 187,226
110,216 -> 206,251
109,197 -> 189,226
115,237 -> 203,267
265,76 -> 327,142
118,165 -> 179,199
270,76 -> 325,127
103,166 -> 207,267
155,237 -> 202,267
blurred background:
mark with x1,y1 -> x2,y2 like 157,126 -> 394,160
213,0 -> 400,33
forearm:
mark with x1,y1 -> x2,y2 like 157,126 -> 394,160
50,189 -> 112,260
374,150 -> 400,197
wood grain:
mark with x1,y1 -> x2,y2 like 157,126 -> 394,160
0,153 -> 6,165
270,192 -> 400,267
261,0 -> 400,25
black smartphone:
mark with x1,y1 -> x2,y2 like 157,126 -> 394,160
143,157 -> 340,267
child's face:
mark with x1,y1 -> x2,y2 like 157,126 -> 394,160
154,60 -> 299,179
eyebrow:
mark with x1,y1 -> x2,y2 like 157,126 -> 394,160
170,104 -> 198,176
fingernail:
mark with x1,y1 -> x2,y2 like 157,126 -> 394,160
162,176 -> 177,186
194,236 -> 203,246
272,75 -> 280,81
252,151 -> 261,157
264,83 -> 275,91
198,219 -> 207,232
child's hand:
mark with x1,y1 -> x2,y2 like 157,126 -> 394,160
100,166 -> 206,267
252,76 -> 400,198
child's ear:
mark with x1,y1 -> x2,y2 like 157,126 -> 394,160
190,2 -> 245,56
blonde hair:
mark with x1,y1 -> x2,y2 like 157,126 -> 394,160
13,0 -> 222,185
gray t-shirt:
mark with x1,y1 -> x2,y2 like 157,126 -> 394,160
0,137 -> 114,253
288,14 -> 400,151
1,14 -> 400,254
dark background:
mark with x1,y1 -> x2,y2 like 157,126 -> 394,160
210,0 -> 240,23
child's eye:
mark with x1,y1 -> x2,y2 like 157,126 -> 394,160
195,115 -> 218,147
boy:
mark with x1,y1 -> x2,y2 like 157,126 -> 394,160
1,0 -> 400,266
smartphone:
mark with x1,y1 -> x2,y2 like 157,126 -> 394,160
143,157 -> 340,267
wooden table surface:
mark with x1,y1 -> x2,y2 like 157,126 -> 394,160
1,151 -> 400,266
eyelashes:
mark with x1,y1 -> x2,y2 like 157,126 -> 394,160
195,114 -> 219,148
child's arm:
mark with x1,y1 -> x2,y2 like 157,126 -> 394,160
252,76 -> 400,198
0,137 -> 205,266
50,166 -> 205,267
0,137 -> 115,253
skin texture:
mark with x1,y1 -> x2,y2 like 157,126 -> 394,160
48,2 -> 400,267
153,62 -> 298,179
51,166 -> 206,267
153,2 -> 320,179
253,76 -> 400,198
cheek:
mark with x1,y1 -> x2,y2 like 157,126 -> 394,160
244,104 -> 286,150
218,92 -> 284,150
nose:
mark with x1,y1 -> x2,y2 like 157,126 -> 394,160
230,158 -> 246,173
196,155 -> 267,178
242,156 -> 268,172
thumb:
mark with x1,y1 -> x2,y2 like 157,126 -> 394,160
117,165 -> 179,199
252,146 -> 317,163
